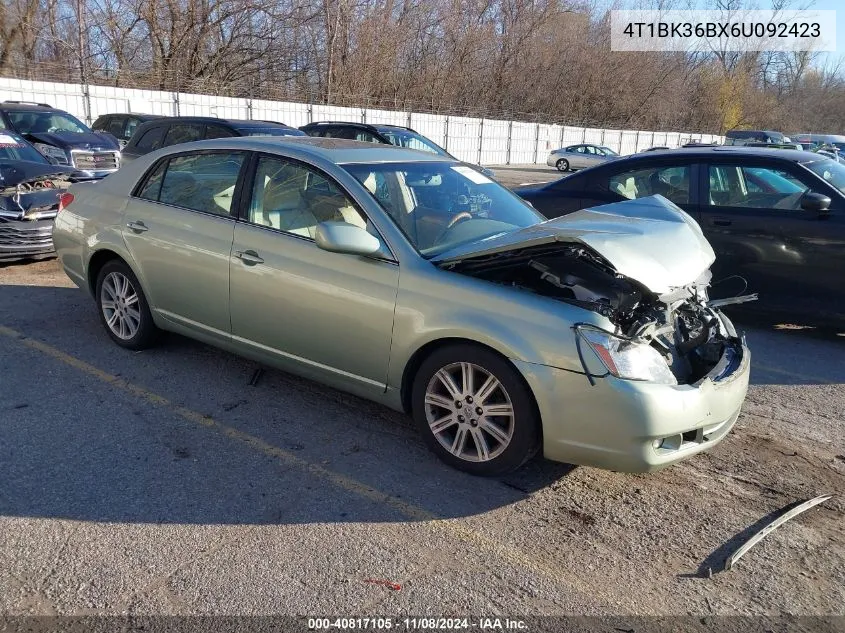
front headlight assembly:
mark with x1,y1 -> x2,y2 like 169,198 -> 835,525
33,143 -> 70,165
576,326 -> 677,385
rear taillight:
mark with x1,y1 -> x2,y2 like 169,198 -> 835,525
58,192 -> 74,212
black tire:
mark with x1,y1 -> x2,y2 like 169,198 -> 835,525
411,344 -> 540,476
95,259 -> 160,350
555,158 -> 569,172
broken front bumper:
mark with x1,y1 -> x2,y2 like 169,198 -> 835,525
0,216 -> 56,262
513,336 -> 750,472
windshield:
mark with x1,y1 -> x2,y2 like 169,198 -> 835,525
600,146 -> 619,156
378,129 -> 450,157
0,132 -> 49,163
7,110 -> 89,134
805,158 -> 845,194
237,127 -> 306,137
343,161 -> 543,257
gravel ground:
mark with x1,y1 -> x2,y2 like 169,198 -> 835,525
1,168 -> 843,619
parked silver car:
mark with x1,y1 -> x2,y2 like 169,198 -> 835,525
53,137 -> 750,475
547,144 -> 619,171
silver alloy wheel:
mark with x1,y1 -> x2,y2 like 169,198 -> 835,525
100,271 -> 141,340
556,158 -> 568,171
424,362 -> 515,462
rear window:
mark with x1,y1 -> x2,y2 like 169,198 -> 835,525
164,124 -> 204,146
135,127 -> 165,152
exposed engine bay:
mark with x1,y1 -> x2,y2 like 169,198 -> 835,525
0,164 -> 76,220
441,243 -> 751,385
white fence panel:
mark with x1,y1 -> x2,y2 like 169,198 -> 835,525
250,99 -> 310,127
634,131 -> 654,151
177,93 -> 247,119
561,126 -> 583,145
480,118 -> 509,165
583,127 -> 604,145
409,113 -> 447,147
88,85 -> 179,120
365,108 -> 408,126
0,76 -> 728,164
536,124 -> 561,162
312,104 -> 363,123
0,78 -> 87,121
509,121 -> 535,164
601,129 -> 623,153
620,130 -> 639,154
446,116 -> 482,163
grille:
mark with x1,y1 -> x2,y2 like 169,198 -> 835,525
0,217 -> 54,250
72,150 -> 120,170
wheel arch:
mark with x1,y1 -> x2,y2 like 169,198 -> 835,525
399,338 -> 542,440
86,248 -> 147,302
87,249 -> 126,296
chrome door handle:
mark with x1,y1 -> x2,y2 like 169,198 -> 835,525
126,220 -> 149,233
234,250 -> 264,266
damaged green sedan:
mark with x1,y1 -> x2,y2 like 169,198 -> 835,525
53,137 -> 750,475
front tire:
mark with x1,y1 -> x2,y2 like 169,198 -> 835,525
556,158 -> 570,172
411,344 -> 540,476
95,260 -> 159,350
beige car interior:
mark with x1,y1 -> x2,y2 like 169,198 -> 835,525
251,159 -> 367,238
157,154 -> 244,215
610,167 -> 689,204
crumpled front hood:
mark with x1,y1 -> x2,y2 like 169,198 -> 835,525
0,160 -> 78,188
432,195 -> 716,294
25,131 -> 119,151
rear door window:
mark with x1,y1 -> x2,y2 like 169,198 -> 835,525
608,165 -> 691,204
163,124 -> 204,146
135,126 -> 165,152
137,151 -> 246,216
106,117 -> 125,138
205,124 -> 237,139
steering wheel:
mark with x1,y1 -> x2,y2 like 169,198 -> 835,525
431,211 -> 474,247
446,211 -> 473,229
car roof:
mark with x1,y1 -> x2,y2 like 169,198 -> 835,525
726,129 -> 783,134
108,113 -> 165,120
604,146 -> 825,164
302,121 -> 414,132
144,117 -> 294,127
155,136 -> 451,164
1,101 -> 67,112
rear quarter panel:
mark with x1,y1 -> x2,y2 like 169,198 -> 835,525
53,172 -> 139,294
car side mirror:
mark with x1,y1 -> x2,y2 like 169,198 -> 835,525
315,221 -> 381,256
801,191 -> 831,213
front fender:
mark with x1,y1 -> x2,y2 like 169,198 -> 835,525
387,265 -> 610,390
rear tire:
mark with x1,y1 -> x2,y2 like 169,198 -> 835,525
95,260 -> 159,350
556,158 -> 569,172
411,344 -> 540,476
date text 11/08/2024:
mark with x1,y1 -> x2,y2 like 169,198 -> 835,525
308,618 -> 529,630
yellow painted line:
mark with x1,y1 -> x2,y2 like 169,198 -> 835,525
0,324 -> 589,597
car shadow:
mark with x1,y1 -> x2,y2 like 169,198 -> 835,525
0,282 -> 576,527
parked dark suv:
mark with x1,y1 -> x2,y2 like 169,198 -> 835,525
0,101 -> 121,178
299,121 -> 495,177
92,113 -> 164,148
121,117 -> 306,162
